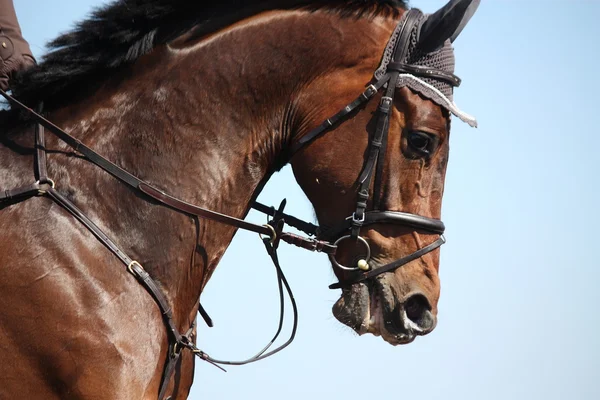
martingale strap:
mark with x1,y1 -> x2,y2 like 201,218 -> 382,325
0,181 -> 50,201
0,92 -> 328,400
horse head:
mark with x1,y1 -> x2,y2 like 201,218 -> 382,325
290,0 -> 479,345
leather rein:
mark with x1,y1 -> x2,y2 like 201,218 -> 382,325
0,8 -> 456,399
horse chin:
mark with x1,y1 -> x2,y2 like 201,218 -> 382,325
332,280 -> 424,346
332,282 -> 371,335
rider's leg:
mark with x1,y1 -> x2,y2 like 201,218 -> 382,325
0,0 -> 35,91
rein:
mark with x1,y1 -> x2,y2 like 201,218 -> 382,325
0,8 -> 455,399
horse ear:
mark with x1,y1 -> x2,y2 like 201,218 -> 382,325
417,0 -> 480,52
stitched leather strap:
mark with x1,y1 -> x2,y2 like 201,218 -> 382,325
386,62 -> 461,87
45,185 -> 185,399
279,232 -> 336,254
138,183 -> 273,237
252,201 -> 319,236
349,10 -> 422,239
0,182 -> 48,201
322,210 -> 445,239
288,77 -> 388,155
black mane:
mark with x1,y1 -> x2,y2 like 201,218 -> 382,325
9,0 -> 407,111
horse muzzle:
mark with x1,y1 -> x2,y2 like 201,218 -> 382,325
332,273 -> 437,345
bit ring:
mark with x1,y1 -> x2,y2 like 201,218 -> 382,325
328,235 -> 371,271
259,224 -> 277,245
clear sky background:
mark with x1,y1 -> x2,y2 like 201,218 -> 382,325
12,1 -> 600,399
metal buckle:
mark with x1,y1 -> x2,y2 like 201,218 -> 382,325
172,342 -> 181,358
328,235 -> 371,272
380,96 -> 393,106
350,212 -> 365,224
127,260 -> 143,275
362,84 -> 377,99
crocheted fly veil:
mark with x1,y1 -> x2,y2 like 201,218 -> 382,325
374,8 -> 478,127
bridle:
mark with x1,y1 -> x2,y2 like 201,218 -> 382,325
0,8 -> 459,400
290,8 -> 456,288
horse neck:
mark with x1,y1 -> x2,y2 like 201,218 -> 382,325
45,9 -> 397,325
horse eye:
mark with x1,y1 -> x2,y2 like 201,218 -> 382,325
408,132 -> 430,152
406,131 -> 436,157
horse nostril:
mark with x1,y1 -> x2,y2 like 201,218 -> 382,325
404,293 -> 435,331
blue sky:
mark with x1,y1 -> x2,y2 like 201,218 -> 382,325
13,1 -> 600,399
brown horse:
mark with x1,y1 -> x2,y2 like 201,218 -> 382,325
0,0 -> 478,398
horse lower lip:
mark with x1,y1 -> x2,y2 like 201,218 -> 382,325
369,288 -> 377,323
368,286 -> 382,335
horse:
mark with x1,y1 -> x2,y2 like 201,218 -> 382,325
0,0 -> 479,398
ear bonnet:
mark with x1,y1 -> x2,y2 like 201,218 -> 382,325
374,2 -> 479,127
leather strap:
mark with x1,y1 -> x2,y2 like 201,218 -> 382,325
44,178 -> 192,400
0,104 -> 50,203
288,78 -> 387,155
46,186 -> 180,345
34,104 -> 49,182
280,232 -> 336,254
386,62 -> 461,87
252,201 -> 319,236
0,182 -> 49,202
349,9 -> 422,239
322,210 -> 445,239
29,113 -> 187,400
138,183 -> 273,237
199,235 -> 299,366
158,347 -> 182,400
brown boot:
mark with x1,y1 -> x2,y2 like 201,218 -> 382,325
0,0 -> 35,91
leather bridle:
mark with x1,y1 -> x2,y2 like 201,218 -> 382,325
0,8 -> 459,400
290,9 -> 455,288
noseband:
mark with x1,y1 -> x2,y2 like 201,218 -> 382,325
0,8 -> 458,399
